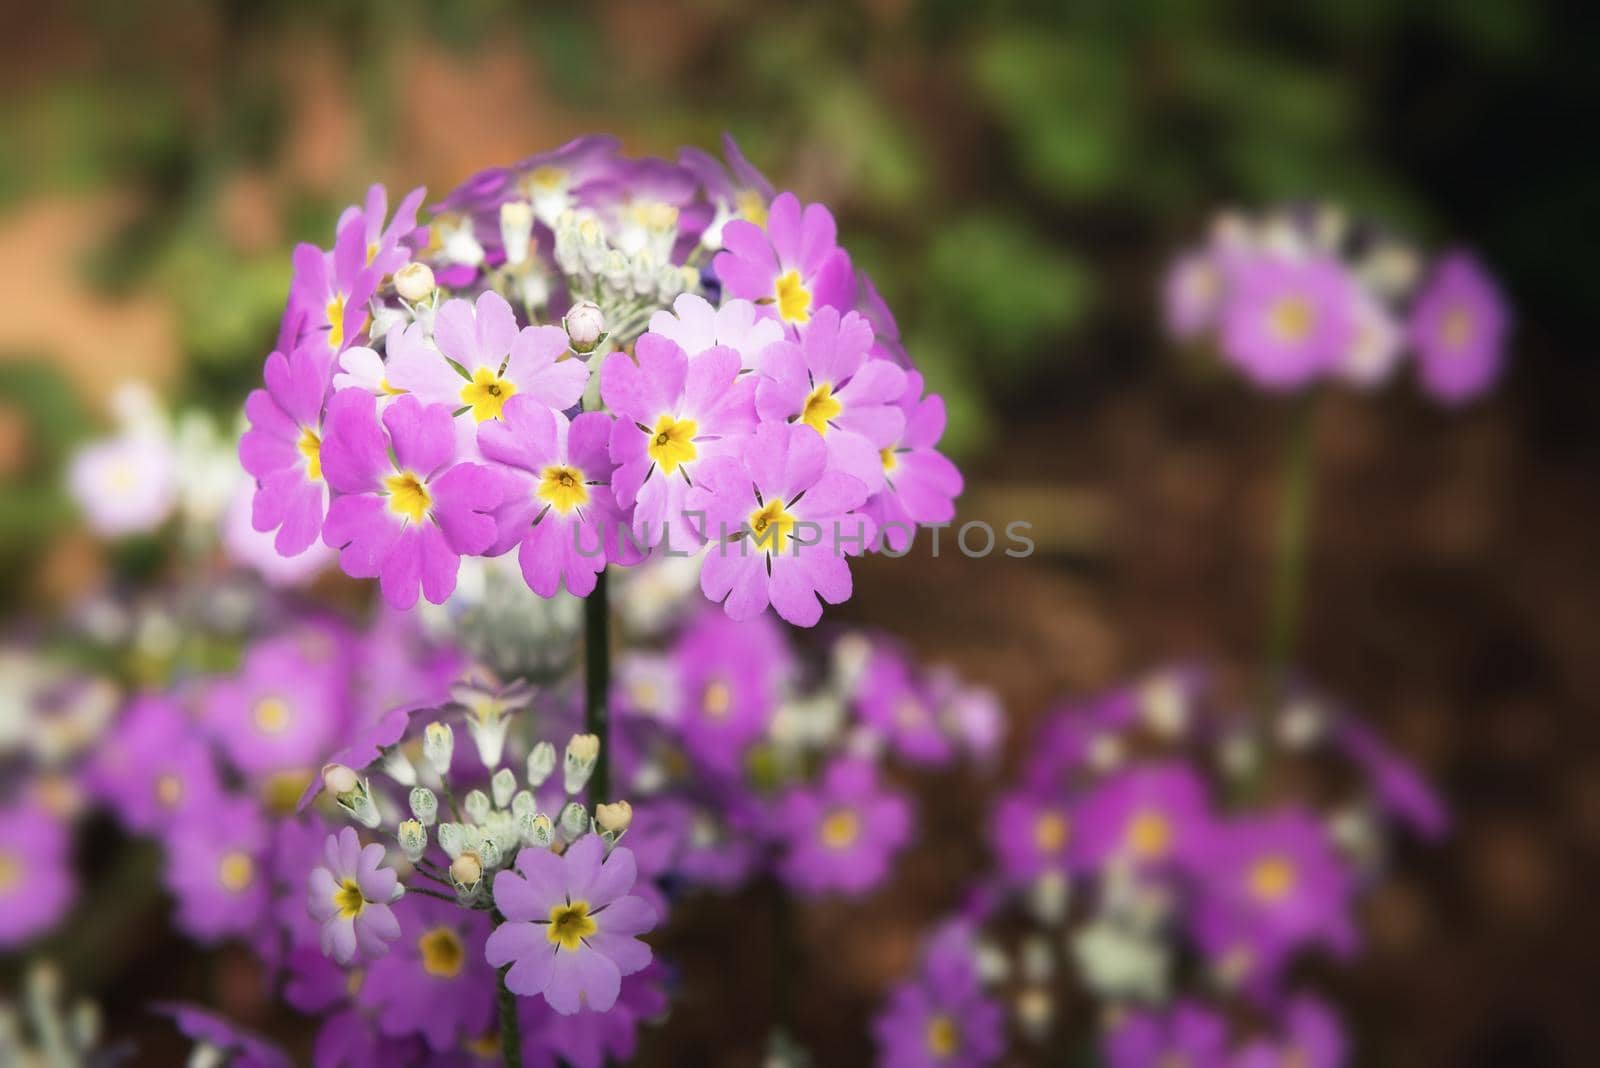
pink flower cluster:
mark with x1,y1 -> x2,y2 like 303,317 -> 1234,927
242,137 -> 962,626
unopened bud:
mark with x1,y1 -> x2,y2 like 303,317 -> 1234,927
449,851 -> 483,890
500,202 -> 535,267
491,768 -> 517,810
476,837 -> 503,870
564,301 -> 605,353
322,763 -> 360,798
596,800 -> 633,835
398,819 -> 427,862
558,801 -> 590,842
409,787 -> 438,827
423,722 -> 454,777
463,789 -> 491,826
436,822 -> 465,859
511,790 -> 535,819
394,261 -> 436,303
564,733 -> 600,794
520,812 -> 554,848
527,742 -> 557,788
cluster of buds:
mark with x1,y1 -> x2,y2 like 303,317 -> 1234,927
552,208 -> 697,341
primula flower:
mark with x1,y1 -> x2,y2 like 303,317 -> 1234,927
285,213 -> 380,359
1103,1000 -> 1229,1068
478,398 -> 635,598
1235,996 -> 1347,1068
320,391 -> 503,609
1410,251 -> 1508,405
485,834 -> 658,1015
854,643 -> 954,766
713,191 -> 855,328
313,1009 -> 425,1068
385,290 -> 589,454
859,370 -> 963,552
873,926 -> 1006,1068
512,133 -> 624,227
88,696 -> 223,834
1164,250 -> 1227,341
990,786 -> 1077,885
308,827 -> 404,965
1220,254 -> 1356,390
223,479 -> 334,586
165,797 -> 270,942
601,331 -> 757,550
671,608 -> 791,778
158,1003 -> 290,1068
1075,762 -> 1215,873
645,293 -> 785,372
0,801 -> 74,947
67,430 -> 178,537
524,962 -> 671,1068
689,421 -> 874,627
338,183 -> 427,275
240,345 -> 332,557
360,894 -> 498,1052
680,133 -> 775,249
755,307 -> 908,494
205,632 -> 348,778
777,758 -> 911,896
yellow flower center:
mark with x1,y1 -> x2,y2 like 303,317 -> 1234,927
647,414 -> 699,475
774,269 -> 812,324
1442,306 -> 1474,350
1268,296 -> 1314,343
0,852 -> 19,892
467,1033 -> 501,1057
626,200 -> 680,231
800,382 -> 841,436
736,190 -> 768,226
298,427 -> 323,482
333,878 -> 366,920
1033,811 -> 1070,854
703,680 -> 733,718
926,1013 -> 960,1057
326,294 -> 347,350
1127,810 -> 1173,860
536,464 -> 589,515
218,851 -> 255,893
880,447 -> 898,472
546,900 -> 598,951
155,773 -> 184,808
253,696 -> 292,735
385,471 -> 431,523
459,366 -> 518,423
527,166 -> 567,195
1248,855 -> 1298,903
419,926 -> 466,979
747,498 -> 797,553
820,808 -> 861,850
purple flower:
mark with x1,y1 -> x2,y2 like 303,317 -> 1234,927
284,214 -> 380,359
319,391 -> 503,609
89,696 -> 224,834
527,961 -> 671,1068
165,796 -> 270,942
873,925 -> 1006,1068
478,398 -> 636,598
1410,250 -> 1509,405
853,268 -> 911,367
0,800 -> 74,947
359,894 -> 497,1052
67,431 -> 177,536
1164,249 -> 1226,340
755,307 -> 907,494
513,134 -> 625,226
1103,1000 -> 1229,1068
1191,809 -> 1358,969
338,183 -> 426,275
602,331 -> 758,550
384,290 -> 589,454
313,1008 -> 426,1068
989,786 -> 1077,885
860,370 -> 962,553
680,134 -> 775,249
1334,719 -> 1448,840
485,835 -> 658,1015
1236,995 -> 1347,1068
223,478 -> 334,585
854,643 -> 953,766
689,421 -> 874,627
205,632 -> 348,778
1075,762 -> 1215,873
645,293 -> 784,372
713,191 -> 855,328
777,758 -> 912,896
1220,254 -> 1357,390
671,608 -> 791,778
308,828 -> 403,965
158,1003 -> 290,1068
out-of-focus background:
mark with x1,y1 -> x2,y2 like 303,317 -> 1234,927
2,2 -> 1597,1064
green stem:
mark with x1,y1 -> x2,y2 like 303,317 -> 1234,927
585,567 -> 612,804
1260,399 -> 1318,712
494,914 -> 524,1067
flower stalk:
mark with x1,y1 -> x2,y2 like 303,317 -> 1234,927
1261,398 -> 1318,712
584,567 -> 612,805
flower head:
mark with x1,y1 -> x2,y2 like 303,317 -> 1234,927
164,796 -> 270,942
1103,1000 -> 1229,1068
0,800 -> 74,948
873,925 -> 1006,1068
88,696 -> 223,834
308,827 -> 404,964
1410,251 -> 1509,405
1220,254 -> 1357,390
359,893 -> 498,1052
777,758 -> 911,895
205,631 -> 348,778
713,192 -> 855,329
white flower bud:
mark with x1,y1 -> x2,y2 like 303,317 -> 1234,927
398,819 -> 427,862
344,790 -> 382,829
409,787 -> 438,827
322,763 -> 360,798
380,747 -> 418,787
436,822 -> 465,859
423,722 -> 454,778
558,801 -> 590,842
394,261 -> 436,303
476,836 -> 503,871
491,768 -> 517,810
449,851 -> 483,890
500,202 -> 535,267
463,789 -> 491,826
1027,871 -> 1071,927
527,742 -> 557,788
563,734 -> 600,794
511,790 -> 535,819
596,800 -> 633,835
564,301 -> 605,354
520,812 -> 554,848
